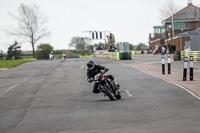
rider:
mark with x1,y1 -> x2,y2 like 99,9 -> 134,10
63,51 -> 67,60
49,51 -> 54,60
87,60 -> 108,93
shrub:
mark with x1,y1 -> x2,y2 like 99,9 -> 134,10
36,44 -> 54,59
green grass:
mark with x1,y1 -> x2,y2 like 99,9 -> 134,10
0,59 -> 36,69
3,55 -> 34,60
21,56 -> 33,59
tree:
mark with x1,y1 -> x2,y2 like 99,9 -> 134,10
94,42 -> 109,50
86,45 -> 94,53
0,51 -> 3,60
129,44 -> 135,51
135,43 -> 148,51
6,41 -> 22,60
6,4 -> 50,58
69,37 -> 89,52
36,43 -> 53,59
159,0 -> 181,21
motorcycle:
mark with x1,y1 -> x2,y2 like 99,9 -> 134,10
90,70 -> 122,101
63,53 -> 67,60
49,54 -> 54,61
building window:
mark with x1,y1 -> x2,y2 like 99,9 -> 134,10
174,22 -> 190,30
162,27 -> 165,33
197,22 -> 200,28
154,27 -> 165,34
185,22 -> 189,29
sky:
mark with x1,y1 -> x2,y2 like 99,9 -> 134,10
0,0 -> 195,52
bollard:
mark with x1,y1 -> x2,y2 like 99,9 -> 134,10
161,54 -> 165,74
190,56 -> 193,81
183,57 -> 187,81
168,54 -> 171,74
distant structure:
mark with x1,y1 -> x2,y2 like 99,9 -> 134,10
149,1 -> 200,51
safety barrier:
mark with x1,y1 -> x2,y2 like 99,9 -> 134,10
131,51 -> 147,55
108,52 -> 120,61
131,51 -> 148,60
79,55 -> 93,58
181,51 -> 200,61
119,52 -> 132,60
108,51 -> 148,61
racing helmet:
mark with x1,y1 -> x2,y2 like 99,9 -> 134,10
87,60 -> 95,69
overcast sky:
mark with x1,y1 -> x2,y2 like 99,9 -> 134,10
0,0 -> 195,52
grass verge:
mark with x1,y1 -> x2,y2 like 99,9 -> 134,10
0,58 -> 36,69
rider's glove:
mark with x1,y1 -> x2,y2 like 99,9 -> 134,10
87,78 -> 93,83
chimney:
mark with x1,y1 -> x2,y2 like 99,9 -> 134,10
188,0 -> 192,5
149,33 -> 152,42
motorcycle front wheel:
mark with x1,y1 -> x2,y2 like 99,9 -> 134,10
103,85 -> 116,101
115,92 -> 121,99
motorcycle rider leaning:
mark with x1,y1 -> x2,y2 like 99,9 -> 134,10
87,60 -> 108,93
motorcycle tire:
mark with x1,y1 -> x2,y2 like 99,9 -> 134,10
103,85 -> 116,101
115,93 -> 122,99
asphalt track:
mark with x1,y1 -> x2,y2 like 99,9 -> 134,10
0,57 -> 200,133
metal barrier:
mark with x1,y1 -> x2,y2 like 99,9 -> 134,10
181,51 -> 200,61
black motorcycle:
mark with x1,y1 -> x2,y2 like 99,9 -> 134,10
91,70 -> 122,101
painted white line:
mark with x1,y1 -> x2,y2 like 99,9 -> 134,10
124,89 -> 133,97
5,84 -> 19,92
146,60 -> 174,65
121,63 -> 128,67
81,64 -> 84,69
0,93 -> 4,97
30,73 -> 35,77
23,78 -> 29,82
141,71 -> 200,100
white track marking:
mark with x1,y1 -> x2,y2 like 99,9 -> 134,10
0,73 -> 35,97
124,89 -> 133,97
23,78 -> 29,82
30,73 -> 35,77
141,71 -> 200,100
81,64 -> 84,69
5,84 -> 19,92
121,63 -> 128,67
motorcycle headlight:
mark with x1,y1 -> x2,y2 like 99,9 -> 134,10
94,73 -> 101,81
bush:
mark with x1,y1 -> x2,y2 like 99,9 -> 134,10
36,43 -> 54,59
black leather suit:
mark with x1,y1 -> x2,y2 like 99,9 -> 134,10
87,64 -> 107,93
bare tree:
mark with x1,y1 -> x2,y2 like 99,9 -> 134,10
69,37 -> 90,52
6,4 -> 50,58
159,0 -> 181,21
